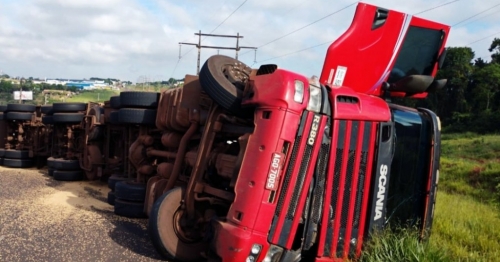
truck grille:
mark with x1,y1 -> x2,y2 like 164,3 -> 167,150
323,120 -> 375,258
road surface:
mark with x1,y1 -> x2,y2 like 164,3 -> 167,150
0,166 -> 164,262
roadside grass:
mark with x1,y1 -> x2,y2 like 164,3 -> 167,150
362,132 -> 500,261
65,89 -> 119,103
440,133 -> 500,204
431,191 -> 500,261
362,191 -> 500,261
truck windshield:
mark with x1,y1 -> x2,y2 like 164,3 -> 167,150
386,105 -> 432,227
388,26 -> 444,83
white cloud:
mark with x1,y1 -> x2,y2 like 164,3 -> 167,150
0,0 -> 499,81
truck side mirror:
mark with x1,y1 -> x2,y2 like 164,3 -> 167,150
438,49 -> 447,69
389,75 -> 435,93
426,79 -> 447,93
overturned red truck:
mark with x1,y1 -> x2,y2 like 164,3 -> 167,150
147,3 -> 449,261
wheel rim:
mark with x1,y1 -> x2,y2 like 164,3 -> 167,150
152,188 -> 207,261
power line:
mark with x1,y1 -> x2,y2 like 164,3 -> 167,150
255,1 -> 357,49
451,3 -> 500,27
257,40 -> 332,63
412,0 -> 460,15
209,0 -> 249,34
460,9 -> 500,27
466,31 -> 500,45
171,0 -> 250,76
252,0 -> 461,64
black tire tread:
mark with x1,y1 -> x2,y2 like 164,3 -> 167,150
119,92 -> 159,108
118,108 -> 156,125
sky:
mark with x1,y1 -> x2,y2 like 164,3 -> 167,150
0,0 -> 499,82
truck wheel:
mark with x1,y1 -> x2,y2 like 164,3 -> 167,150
41,105 -> 53,115
4,150 -> 30,159
6,104 -> 36,112
115,181 -> 147,202
0,113 -> 3,120
6,112 -> 33,121
0,105 -> 7,112
119,92 -> 159,108
52,113 -> 84,123
199,55 -> 252,113
108,191 -> 116,205
109,111 -> 119,124
42,116 -> 54,125
114,199 -> 146,218
3,158 -> 33,168
118,108 -> 156,125
110,96 -> 121,109
52,103 -> 87,112
53,170 -> 84,181
47,157 -> 80,170
108,175 -> 130,191
0,149 -> 5,157
149,187 -> 206,261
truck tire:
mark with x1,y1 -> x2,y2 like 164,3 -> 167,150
115,181 -> 147,202
110,96 -> 121,109
0,113 -> 3,120
4,150 -> 30,159
3,158 -> 33,168
0,149 -> 4,157
52,103 -> 87,112
118,108 -> 156,125
53,170 -> 84,181
107,175 -> 130,191
52,113 -> 84,123
109,111 -> 119,124
114,199 -> 146,218
149,187 -> 206,261
6,104 -> 36,112
107,191 -> 116,205
6,112 -> 33,121
199,55 -> 252,113
0,105 -> 7,112
48,168 -> 54,176
41,105 -> 53,115
42,116 -> 54,125
47,157 -> 80,170
119,92 -> 159,108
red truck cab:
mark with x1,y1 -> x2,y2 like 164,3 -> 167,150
211,3 -> 448,262
148,3 -> 449,262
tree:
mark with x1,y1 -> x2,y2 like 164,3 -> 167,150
470,63 -> 500,112
431,47 -> 475,123
488,38 -> 500,64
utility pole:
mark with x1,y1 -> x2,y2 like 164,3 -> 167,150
19,78 -> 23,104
179,31 -> 257,75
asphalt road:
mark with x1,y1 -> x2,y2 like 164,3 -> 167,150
0,166 -> 164,262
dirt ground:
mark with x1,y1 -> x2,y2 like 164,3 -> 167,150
0,166 -> 164,262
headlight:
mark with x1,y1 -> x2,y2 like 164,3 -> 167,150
307,85 -> 322,113
294,80 -> 304,103
246,244 -> 262,262
263,245 -> 284,262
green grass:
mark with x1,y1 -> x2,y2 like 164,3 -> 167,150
440,133 -> 500,204
65,89 -> 119,103
431,192 -> 500,261
362,132 -> 500,261
362,191 -> 500,262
